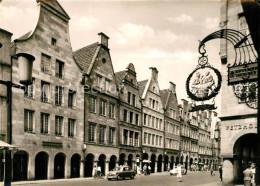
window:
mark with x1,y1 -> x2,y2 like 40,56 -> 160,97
143,113 -> 147,125
90,96 -> 96,113
156,135 -> 159,146
123,109 -> 127,122
68,90 -> 76,108
135,114 -> 139,125
109,127 -> 115,145
41,113 -> 49,134
148,115 -> 151,126
152,134 -> 155,145
129,131 -> 133,146
55,60 -> 64,79
109,103 -> 115,119
159,136 -> 162,146
105,79 -> 110,92
51,38 -> 57,46
55,86 -> 64,106
127,92 -> 131,104
144,132 -> 147,144
24,109 -> 34,132
152,116 -> 155,127
99,125 -> 106,144
123,130 -> 128,145
97,74 -> 103,88
129,112 -> 133,124
68,119 -> 75,138
99,99 -> 106,116
132,94 -> 136,106
55,116 -> 63,136
41,81 -> 51,103
41,54 -> 51,74
134,133 -> 139,146
25,78 -> 35,99
152,100 -> 155,109
148,134 -> 151,145
89,123 -> 96,142
156,118 -> 159,128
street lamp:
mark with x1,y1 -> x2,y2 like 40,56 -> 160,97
0,48 -> 35,186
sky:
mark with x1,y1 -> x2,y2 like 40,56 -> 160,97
0,0 -> 221,110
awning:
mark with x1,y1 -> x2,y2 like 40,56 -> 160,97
0,140 -> 17,150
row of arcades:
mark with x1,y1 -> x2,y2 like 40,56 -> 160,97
0,150 -> 217,181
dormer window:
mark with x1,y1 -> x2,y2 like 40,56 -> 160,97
51,38 -> 57,46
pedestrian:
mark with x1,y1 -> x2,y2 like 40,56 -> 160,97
143,164 -> 147,175
210,165 -> 214,176
148,165 -> 151,175
250,162 -> 256,186
92,165 -> 97,179
176,164 -> 182,182
243,165 -> 252,186
97,166 -> 101,179
219,165 -> 223,182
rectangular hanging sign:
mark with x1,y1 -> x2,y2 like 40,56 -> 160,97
228,62 -> 258,85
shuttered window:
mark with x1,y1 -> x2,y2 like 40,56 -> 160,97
89,123 -> 96,142
109,127 -> 115,145
24,109 -> 34,132
68,119 -> 75,138
109,103 -> 115,118
55,116 -> 63,136
41,113 -> 49,134
99,99 -> 106,116
99,125 -> 106,144
55,86 -> 63,106
41,54 -> 51,74
90,96 -> 96,113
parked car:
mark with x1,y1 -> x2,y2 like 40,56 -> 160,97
170,165 -> 187,175
107,166 -> 136,180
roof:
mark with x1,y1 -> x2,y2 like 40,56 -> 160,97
73,42 -> 99,74
138,80 -> 149,97
39,0 -> 70,20
160,89 -> 169,108
115,70 -> 127,85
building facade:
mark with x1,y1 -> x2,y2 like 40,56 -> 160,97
74,33 -> 120,177
1,0 -> 85,181
139,67 -> 165,173
160,82 -> 181,171
115,63 -> 142,169
219,0 -> 258,185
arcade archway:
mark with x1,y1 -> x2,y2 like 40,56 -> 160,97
13,151 -> 28,181
151,154 -> 156,173
84,153 -> 94,177
35,152 -> 48,180
157,155 -> 163,172
54,153 -> 66,179
233,134 -> 258,184
71,154 -> 80,178
109,155 -> 117,171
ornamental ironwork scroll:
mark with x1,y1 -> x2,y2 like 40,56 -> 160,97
186,29 -> 258,111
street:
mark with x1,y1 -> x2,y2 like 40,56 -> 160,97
13,172 -> 221,186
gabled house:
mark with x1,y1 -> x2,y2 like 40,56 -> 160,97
2,0 -> 84,181
115,63 -> 142,169
74,33 -> 119,177
160,82 -> 181,171
138,67 -> 165,173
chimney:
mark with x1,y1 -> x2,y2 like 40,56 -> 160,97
169,81 -> 176,93
98,32 -> 109,49
149,67 -> 158,81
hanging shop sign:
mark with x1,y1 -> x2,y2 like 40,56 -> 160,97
228,62 -> 258,85
186,53 -> 222,112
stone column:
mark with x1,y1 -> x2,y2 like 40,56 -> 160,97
222,158 -> 234,186
155,161 -> 158,173
48,155 -> 54,179
105,161 -> 109,176
162,161 -> 164,172
80,161 -> 84,178
28,155 -> 35,180
65,157 -> 70,178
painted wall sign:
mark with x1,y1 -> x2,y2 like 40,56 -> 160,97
228,62 -> 258,85
42,141 -> 63,148
226,123 -> 257,130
